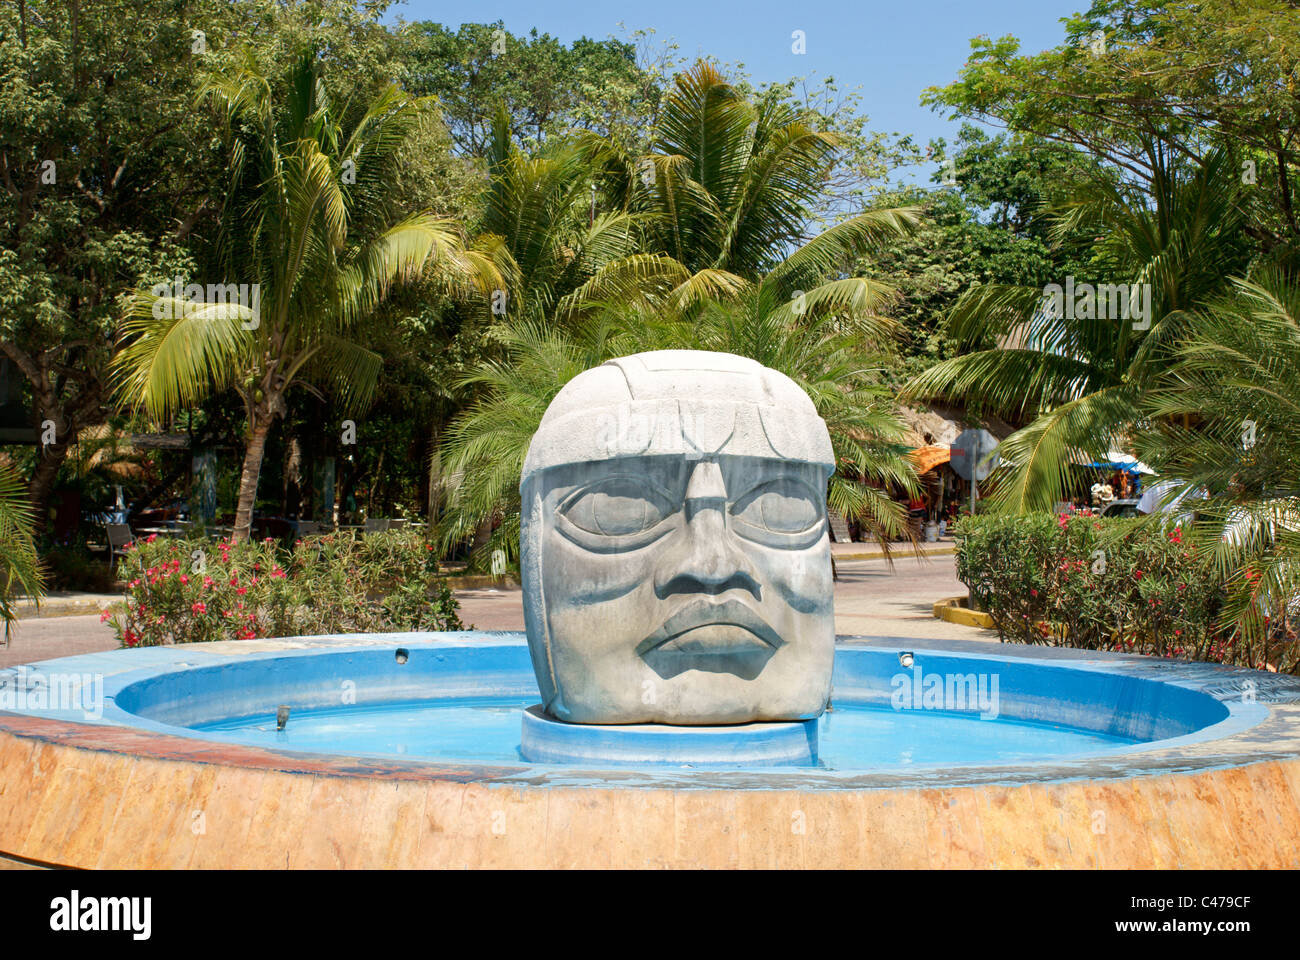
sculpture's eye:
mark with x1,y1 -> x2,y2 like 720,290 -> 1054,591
559,477 -> 675,538
730,479 -> 824,544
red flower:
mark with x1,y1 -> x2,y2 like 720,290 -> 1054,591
180,575 -> 189,585
191,602 -> 207,614
1133,570 -> 1144,580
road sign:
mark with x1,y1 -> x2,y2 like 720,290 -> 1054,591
949,428 -> 1000,482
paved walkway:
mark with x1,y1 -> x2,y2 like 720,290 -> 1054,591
0,549 -> 989,669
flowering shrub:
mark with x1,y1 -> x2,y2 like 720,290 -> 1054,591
954,511 -> 1231,662
104,530 -> 462,647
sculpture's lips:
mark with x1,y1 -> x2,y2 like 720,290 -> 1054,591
635,599 -> 783,664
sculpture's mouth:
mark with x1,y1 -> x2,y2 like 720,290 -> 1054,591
636,599 -> 783,680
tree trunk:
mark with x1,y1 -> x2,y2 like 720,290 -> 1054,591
231,421 -> 271,543
26,437 -> 69,538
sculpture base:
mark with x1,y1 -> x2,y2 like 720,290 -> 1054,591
519,704 -> 818,766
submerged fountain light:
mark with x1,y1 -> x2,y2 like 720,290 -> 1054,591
899,651 -> 914,668
395,648 -> 409,665
276,705 -> 290,731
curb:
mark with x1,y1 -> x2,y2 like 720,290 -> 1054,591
835,546 -> 956,562
16,601 -> 119,621
932,595 -> 995,629
448,575 -> 520,591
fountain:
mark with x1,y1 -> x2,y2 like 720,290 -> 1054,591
2,351 -> 1299,868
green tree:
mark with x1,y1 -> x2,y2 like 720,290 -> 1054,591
401,22 -> 660,155
113,48 -> 501,541
868,127 -> 1093,386
1137,265 -> 1300,670
0,0 -> 213,533
436,63 -> 921,563
906,147 -> 1253,511
925,0 -> 1300,245
438,287 -> 918,566
0,0 -> 440,533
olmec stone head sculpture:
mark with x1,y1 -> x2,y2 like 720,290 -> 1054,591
519,350 -> 836,725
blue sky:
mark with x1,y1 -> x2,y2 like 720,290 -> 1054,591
391,0 -> 1084,162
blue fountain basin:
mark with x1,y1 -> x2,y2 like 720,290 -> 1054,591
75,634 -> 1265,772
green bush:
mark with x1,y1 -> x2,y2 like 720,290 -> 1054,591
104,529 -> 463,647
954,510 -> 1227,661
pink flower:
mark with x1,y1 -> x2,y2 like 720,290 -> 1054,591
180,575 -> 189,585
236,587 -> 247,596
146,534 -> 158,543
271,567 -> 285,579
99,610 -> 111,623
191,602 -> 207,614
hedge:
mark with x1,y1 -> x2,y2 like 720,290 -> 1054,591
103,529 -> 463,646
953,510 -> 1230,661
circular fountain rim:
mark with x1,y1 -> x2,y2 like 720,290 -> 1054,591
1,632 -> 1297,791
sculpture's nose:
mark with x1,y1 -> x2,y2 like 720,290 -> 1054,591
654,460 -> 760,597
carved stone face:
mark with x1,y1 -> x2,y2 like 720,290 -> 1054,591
520,351 -> 835,725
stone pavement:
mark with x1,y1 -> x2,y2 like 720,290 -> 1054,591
0,550 -> 991,669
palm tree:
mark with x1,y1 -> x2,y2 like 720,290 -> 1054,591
438,225 -> 920,564
0,464 -> 43,641
563,61 -> 920,318
905,147 -> 1250,512
436,62 -> 922,565
113,49 -> 501,541
1136,266 -> 1300,671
